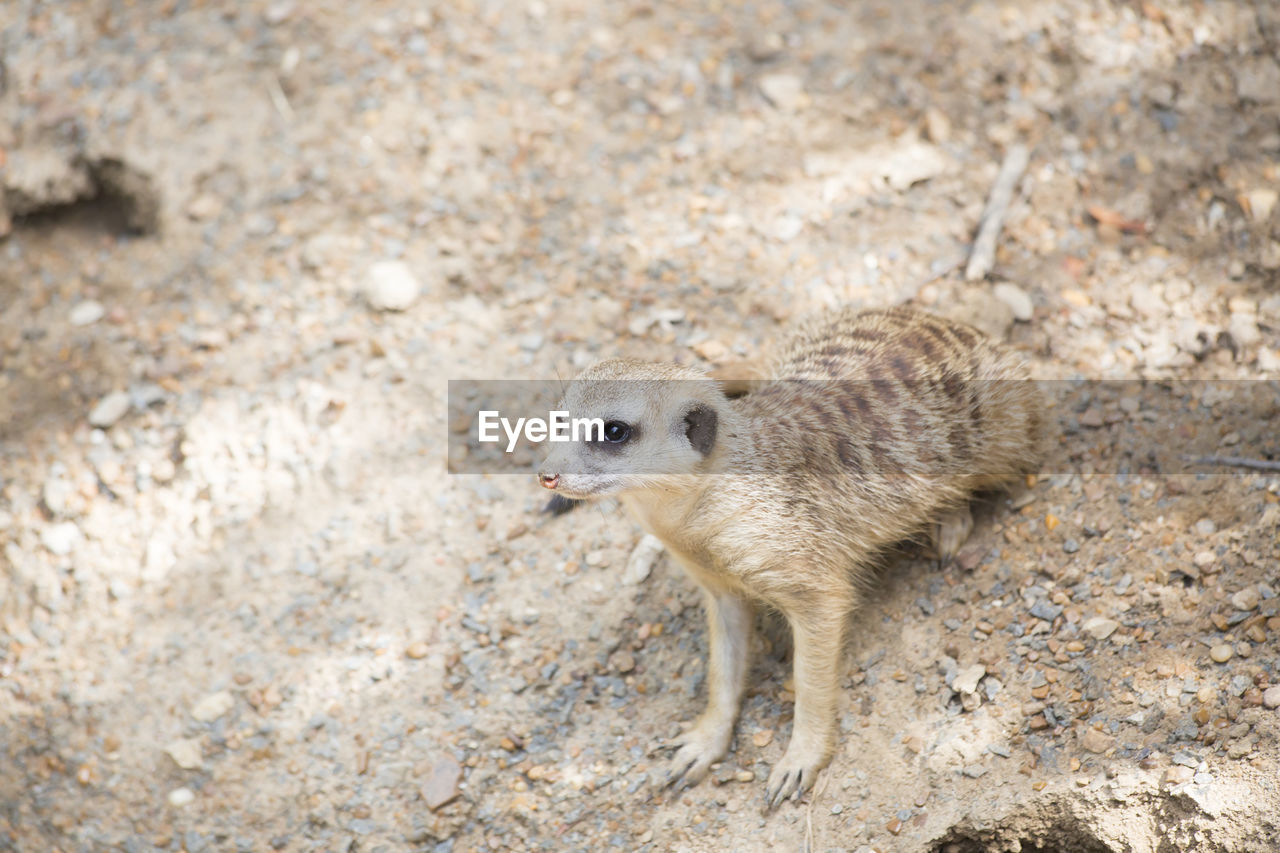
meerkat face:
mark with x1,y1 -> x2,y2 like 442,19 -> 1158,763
537,360 -> 723,499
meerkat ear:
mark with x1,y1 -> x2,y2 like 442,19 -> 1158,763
683,404 -> 718,456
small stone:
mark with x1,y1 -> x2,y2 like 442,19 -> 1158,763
1262,686 -> 1280,709
830,804 -> 843,815
191,690 -> 234,723
1062,538 -> 1080,554
406,642 -> 430,660
1243,188 -> 1279,224
993,283 -> 1033,322
1194,518 -> 1216,536
752,729 -> 774,748
69,300 -> 105,326
41,522 -> 80,556
923,107 -> 951,143
1194,551 -> 1216,569
952,663 -> 986,695
89,391 -> 131,428
1209,644 -> 1234,664
623,534 -> 663,585
735,769 -> 755,783
1231,588 -> 1259,612
422,754 -> 462,811
365,261 -> 421,312
1164,766 -> 1194,786
693,339 -> 729,361
1080,728 -> 1114,754
168,787 -> 195,808
758,74 -> 807,112
1228,313 -> 1261,349
164,738 -> 203,770
1083,617 -> 1119,641
185,194 -> 223,221
611,651 -> 636,674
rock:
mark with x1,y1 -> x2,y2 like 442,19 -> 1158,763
623,534 -> 663,585
1228,313 -> 1261,349
89,391 -> 131,428
168,787 -> 195,808
41,522 -> 80,556
1262,686 -> 1280,710
1081,728 -> 1114,754
1129,285 -> 1165,319
735,769 -> 755,782
1209,644 -> 1234,663
1164,765 -> 1194,785
406,641 -> 430,659
951,664 -> 986,695
186,194 -> 223,221
1259,347 -> 1280,372
1194,551 -> 1216,569
758,74 -> 807,112
365,260 -> 421,311
422,754 -> 462,811
69,300 -> 106,326
1231,588 -> 1260,612
993,283 -> 1033,322
1243,189 -> 1278,224
1235,58 -> 1280,104
191,690 -> 234,723
945,289 -> 1014,341
164,738 -> 203,770
1062,538 -> 1080,554
610,651 -> 636,674
752,729 -> 774,747
1194,518 -> 1216,536
923,107 -> 951,143
1083,617 -> 1119,641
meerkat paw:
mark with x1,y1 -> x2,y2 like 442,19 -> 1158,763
763,741 -> 829,810
661,718 -> 733,793
932,505 -> 974,564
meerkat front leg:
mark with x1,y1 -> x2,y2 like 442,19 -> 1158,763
764,596 -> 849,809
932,504 -> 974,564
665,586 -> 754,790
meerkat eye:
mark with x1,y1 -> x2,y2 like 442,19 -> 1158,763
602,421 -> 632,443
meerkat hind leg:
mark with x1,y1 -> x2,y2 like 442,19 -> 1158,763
664,588 -> 753,791
764,598 -> 848,809
932,504 -> 974,564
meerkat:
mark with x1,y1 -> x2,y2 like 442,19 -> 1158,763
537,305 -> 1044,808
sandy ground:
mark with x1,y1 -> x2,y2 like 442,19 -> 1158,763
2,0 -> 1279,851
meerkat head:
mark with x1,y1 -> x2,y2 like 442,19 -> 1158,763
537,359 -> 727,500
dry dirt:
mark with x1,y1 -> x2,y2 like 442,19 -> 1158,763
2,1 -> 1279,851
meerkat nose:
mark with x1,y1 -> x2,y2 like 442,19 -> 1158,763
539,473 -> 560,490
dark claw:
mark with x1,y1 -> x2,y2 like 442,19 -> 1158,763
542,495 -> 582,516
664,757 -> 698,791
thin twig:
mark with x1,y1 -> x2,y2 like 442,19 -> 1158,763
965,143 -> 1030,281
266,74 -> 295,123
1183,454 -> 1280,473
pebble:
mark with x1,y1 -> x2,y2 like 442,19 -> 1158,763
951,663 -> 986,695
1082,617 -> 1119,641
623,534 -> 663,585
1062,538 -> 1080,554
41,522 -> 81,556
1193,551 -> 1216,569
993,283 -> 1033,322
758,74 -> 807,112
69,300 -> 106,326
406,641 -> 430,659
1194,518 -> 1216,536
365,260 -> 421,312
752,729 -> 774,748
89,391 -> 131,428
1231,588 -> 1259,612
164,737 -> 203,770
610,651 -> 636,674
168,787 -> 195,808
1209,644 -> 1234,663
1080,729 -> 1114,754
191,690 -> 234,723
1243,188 -> 1278,223
735,769 -> 754,783
1263,687 -> 1280,710
422,754 -> 462,811
1228,312 -> 1261,349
